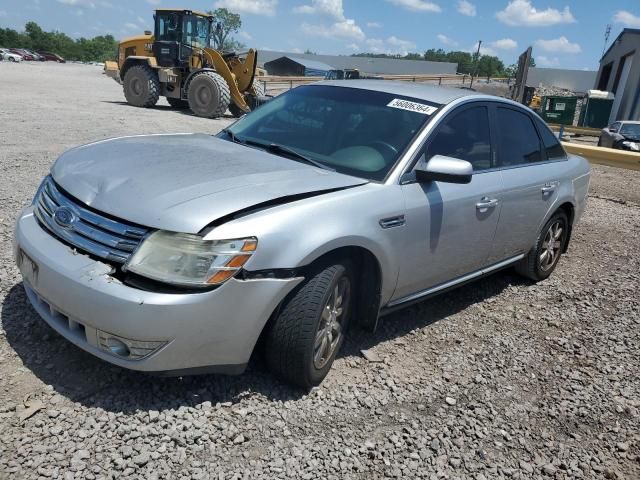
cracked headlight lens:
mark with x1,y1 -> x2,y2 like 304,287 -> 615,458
125,231 -> 257,287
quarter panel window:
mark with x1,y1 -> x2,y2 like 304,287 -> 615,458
534,116 -> 566,160
496,107 -> 543,167
425,106 -> 492,171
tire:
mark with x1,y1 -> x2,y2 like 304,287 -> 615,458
515,211 -> 569,281
9,57 -> 17,63
166,97 -> 189,109
187,71 -> 230,118
266,261 -> 353,388
123,64 -> 160,108
229,80 -> 266,118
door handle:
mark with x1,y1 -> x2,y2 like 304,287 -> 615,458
541,182 -> 559,194
476,197 -> 499,210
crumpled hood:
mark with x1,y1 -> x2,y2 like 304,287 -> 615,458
51,133 -> 367,233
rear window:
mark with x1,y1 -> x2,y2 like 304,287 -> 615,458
495,107 -> 543,167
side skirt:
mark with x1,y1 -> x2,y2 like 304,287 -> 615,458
380,254 -> 525,316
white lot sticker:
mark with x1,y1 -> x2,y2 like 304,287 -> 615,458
387,98 -> 438,115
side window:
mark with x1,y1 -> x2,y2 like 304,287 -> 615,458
425,106 -> 492,171
495,107 -> 543,166
534,117 -> 566,160
609,122 -> 621,132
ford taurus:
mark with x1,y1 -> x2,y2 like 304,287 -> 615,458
14,81 -> 591,388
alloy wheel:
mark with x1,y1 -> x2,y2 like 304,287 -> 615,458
313,276 -> 350,369
539,220 -> 563,272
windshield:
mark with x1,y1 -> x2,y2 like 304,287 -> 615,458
183,15 -> 211,48
224,85 -> 440,181
620,123 -> 640,139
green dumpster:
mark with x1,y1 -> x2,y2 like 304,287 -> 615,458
540,96 -> 578,125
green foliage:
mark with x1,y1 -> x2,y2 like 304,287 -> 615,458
353,47 -> 508,78
0,21 -> 117,62
208,8 -> 242,51
477,55 -> 505,79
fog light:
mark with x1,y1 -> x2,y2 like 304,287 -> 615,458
105,337 -> 130,357
97,330 -> 166,360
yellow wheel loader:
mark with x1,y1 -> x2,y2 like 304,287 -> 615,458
104,9 -> 264,118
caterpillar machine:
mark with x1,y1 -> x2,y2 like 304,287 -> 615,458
104,9 -> 265,118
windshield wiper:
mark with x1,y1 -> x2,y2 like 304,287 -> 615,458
221,128 -> 243,144
245,140 -> 335,171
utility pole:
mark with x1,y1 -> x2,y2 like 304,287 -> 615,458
470,40 -> 481,88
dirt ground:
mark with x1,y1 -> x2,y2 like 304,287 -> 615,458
1,62 -> 639,479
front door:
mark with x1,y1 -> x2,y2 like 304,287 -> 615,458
393,103 -> 503,301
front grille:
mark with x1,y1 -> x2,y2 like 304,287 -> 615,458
34,177 -> 149,264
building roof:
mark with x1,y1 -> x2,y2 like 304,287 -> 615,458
313,80 -> 478,105
267,56 -> 336,72
601,28 -> 640,62
258,50 -> 457,76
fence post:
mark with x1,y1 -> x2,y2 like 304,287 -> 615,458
263,80 -> 267,95
559,124 -> 565,141
438,77 -> 442,85
290,79 -> 293,90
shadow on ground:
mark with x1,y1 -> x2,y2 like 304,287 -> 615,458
2,271 -> 523,413
99,100 -> 237,119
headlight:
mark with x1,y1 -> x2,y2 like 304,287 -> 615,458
622,141 -> 640,151
124,231 -> 257,287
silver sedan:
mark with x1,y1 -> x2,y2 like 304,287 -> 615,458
14,81 -> 591,388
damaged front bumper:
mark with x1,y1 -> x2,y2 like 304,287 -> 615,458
14,207 -> 303,374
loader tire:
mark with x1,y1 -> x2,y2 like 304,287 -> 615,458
123,64 -> 160,108
187,71 -> 230,118
166,97 -> 189,109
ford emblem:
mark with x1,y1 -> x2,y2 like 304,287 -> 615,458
53,206 -> 76,229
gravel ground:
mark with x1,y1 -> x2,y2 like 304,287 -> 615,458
1,62 -> 640,480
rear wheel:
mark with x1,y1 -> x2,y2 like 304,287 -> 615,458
515,211 -> 569,281
123,64 -> 160,108
187,71 -> 230,118
266,262 -> 353,388
166,97 -> 189,109
9,57 -> 17,63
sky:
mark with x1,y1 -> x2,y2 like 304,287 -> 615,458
1,0 -> 640,70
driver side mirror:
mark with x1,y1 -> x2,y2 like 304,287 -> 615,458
414,155 -> 473,184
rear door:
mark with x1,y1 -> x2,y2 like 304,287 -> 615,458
394,103 -> 503,300
488,104 -> 569,263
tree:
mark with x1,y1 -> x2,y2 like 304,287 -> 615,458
0,22 -> 117,61
209,8 -> 241,51
446,51 -> 473,74
477,55 -> 505,80
304,49 -> 317,54
505,63 -> 518,78
529,57 -> 536,67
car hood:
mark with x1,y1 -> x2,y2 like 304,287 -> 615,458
51,133 -> 367,233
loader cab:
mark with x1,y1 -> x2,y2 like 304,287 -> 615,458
153,9 -> 213,68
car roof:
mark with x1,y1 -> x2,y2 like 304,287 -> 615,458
313,80 -> 482,105
620,121 -> 640,125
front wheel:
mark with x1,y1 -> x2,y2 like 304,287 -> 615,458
265,262 -> 353,388
515,211 -> 569,281
187,71 -> 230,118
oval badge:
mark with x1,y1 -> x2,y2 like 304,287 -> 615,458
53,206 -> 76,229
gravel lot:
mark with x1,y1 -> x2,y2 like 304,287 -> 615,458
1,62 -> 639,479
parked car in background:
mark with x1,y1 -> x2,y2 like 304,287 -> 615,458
23,49 -> 45,61
14,82 -> 591,388
9,48 -> 33,60
0,48 -> 23,62
37,51 -> 66,63
598,121 -> 640,152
